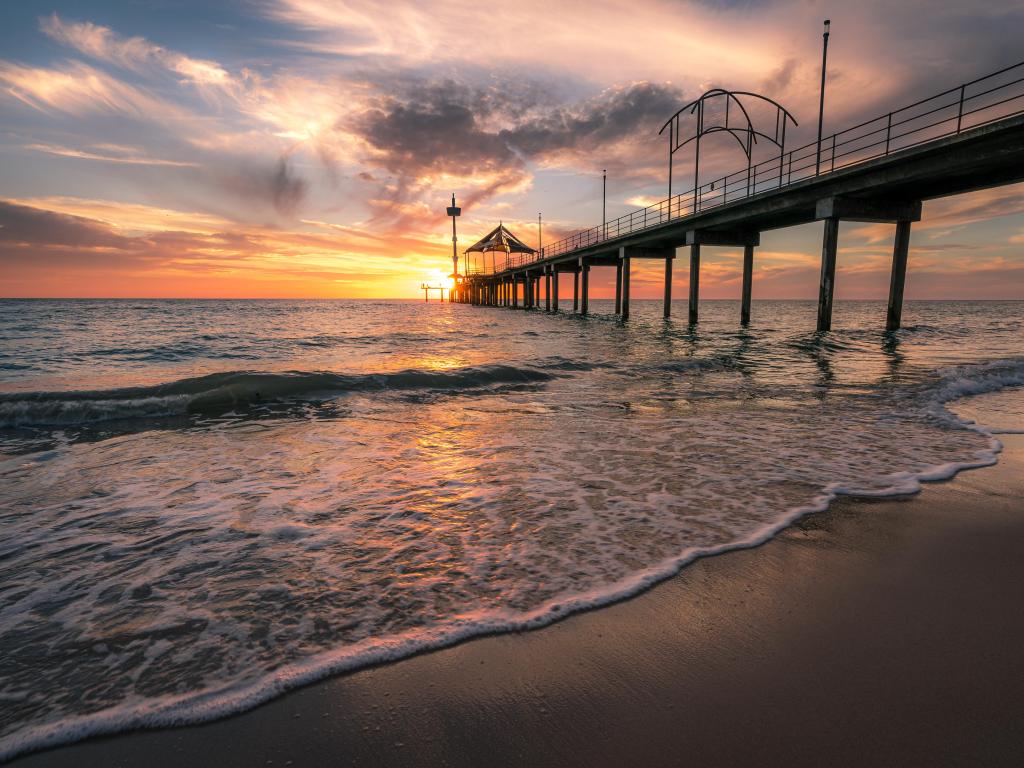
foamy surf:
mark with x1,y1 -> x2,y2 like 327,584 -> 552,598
0,386 -> 1014,762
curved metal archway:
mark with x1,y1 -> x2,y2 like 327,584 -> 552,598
659,89 -> 798,213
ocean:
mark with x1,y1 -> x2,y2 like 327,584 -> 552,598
1,297 -> 1022,759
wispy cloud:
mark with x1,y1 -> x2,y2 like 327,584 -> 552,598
24,142 -> 198,167
0,60 -> 182,118
40,13 -> 233,89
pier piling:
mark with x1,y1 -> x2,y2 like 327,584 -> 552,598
615,261 -> 623,314
620,247 -> 631,320
886,220 -> 912,331
688,244 -> 700,324
573,271 -> 579,312
545,268 -> 552,311
741,244 -> 754,325
553,270 -> 560,312
663,255 -> 673,318
817,217 -> 840,332
580,259 -> 590,315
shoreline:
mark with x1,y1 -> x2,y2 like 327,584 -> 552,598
14,434 -> 1024,766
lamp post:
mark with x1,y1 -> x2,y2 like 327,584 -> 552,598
815,19 -> 831,176
446,193 -> 461,301
602,169 -> 607,239
538,212 -> 542,254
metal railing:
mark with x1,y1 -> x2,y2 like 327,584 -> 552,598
468,60 -> 1024,276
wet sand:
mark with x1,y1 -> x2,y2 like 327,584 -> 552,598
17,435 -> 1024,767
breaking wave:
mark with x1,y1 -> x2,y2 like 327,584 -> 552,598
0,365 -> 555,428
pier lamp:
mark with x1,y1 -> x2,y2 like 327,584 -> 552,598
816,19 -> 831,176
447,193 -> 462,297
602,169 -> 607,240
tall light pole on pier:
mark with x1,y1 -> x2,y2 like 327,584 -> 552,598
602,169 -> 607,239
446,193 -> 461,300
815,19 -> 831,176
538,212 -> 543,253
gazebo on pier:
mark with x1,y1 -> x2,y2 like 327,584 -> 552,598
459,223 -> 538,307
464,223 -> 536,276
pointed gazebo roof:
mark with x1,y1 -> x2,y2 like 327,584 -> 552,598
464,223 -> 536,255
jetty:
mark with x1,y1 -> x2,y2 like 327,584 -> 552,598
453,60 -> 1024,330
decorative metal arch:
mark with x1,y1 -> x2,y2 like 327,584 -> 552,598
658,89 -> 798,211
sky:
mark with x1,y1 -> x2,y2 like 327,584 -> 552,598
1,0 -> 1022,299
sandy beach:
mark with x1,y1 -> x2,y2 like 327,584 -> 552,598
14,434 -> 1024,767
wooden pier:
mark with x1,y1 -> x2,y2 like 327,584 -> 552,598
454,62 -> 1024,330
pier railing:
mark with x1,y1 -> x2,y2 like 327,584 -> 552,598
470,60 -> 1024,275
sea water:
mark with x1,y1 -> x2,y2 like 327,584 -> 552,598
1,298 -> 1022,759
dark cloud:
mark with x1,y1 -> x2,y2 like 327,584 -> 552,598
354,79 -> 684,217
0,201 -> 131,249
358,80 -> 683,174
0,201 -> 272,274
271,157 -> 307,213
505,83 -> 683,157
211,156 -> 308,216
360,95 -> 514,177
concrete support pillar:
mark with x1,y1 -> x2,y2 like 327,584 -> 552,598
817,217 -> 840,332
614,261 -> 623,314
580,259 -> 590,315
545,268 -> 552,311
573,271 -> 579,312
513,277 -> 519,308
741,244 -> 754,325
886,220 -> 912,331
552,270 -> 560,312
663,255 -> 673,319
688,243 -> 700,324
620,248 -> 631,320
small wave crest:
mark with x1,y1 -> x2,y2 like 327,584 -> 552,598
0,365 -> 554,428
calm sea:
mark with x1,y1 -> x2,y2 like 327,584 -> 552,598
1,298 -> 1022,758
